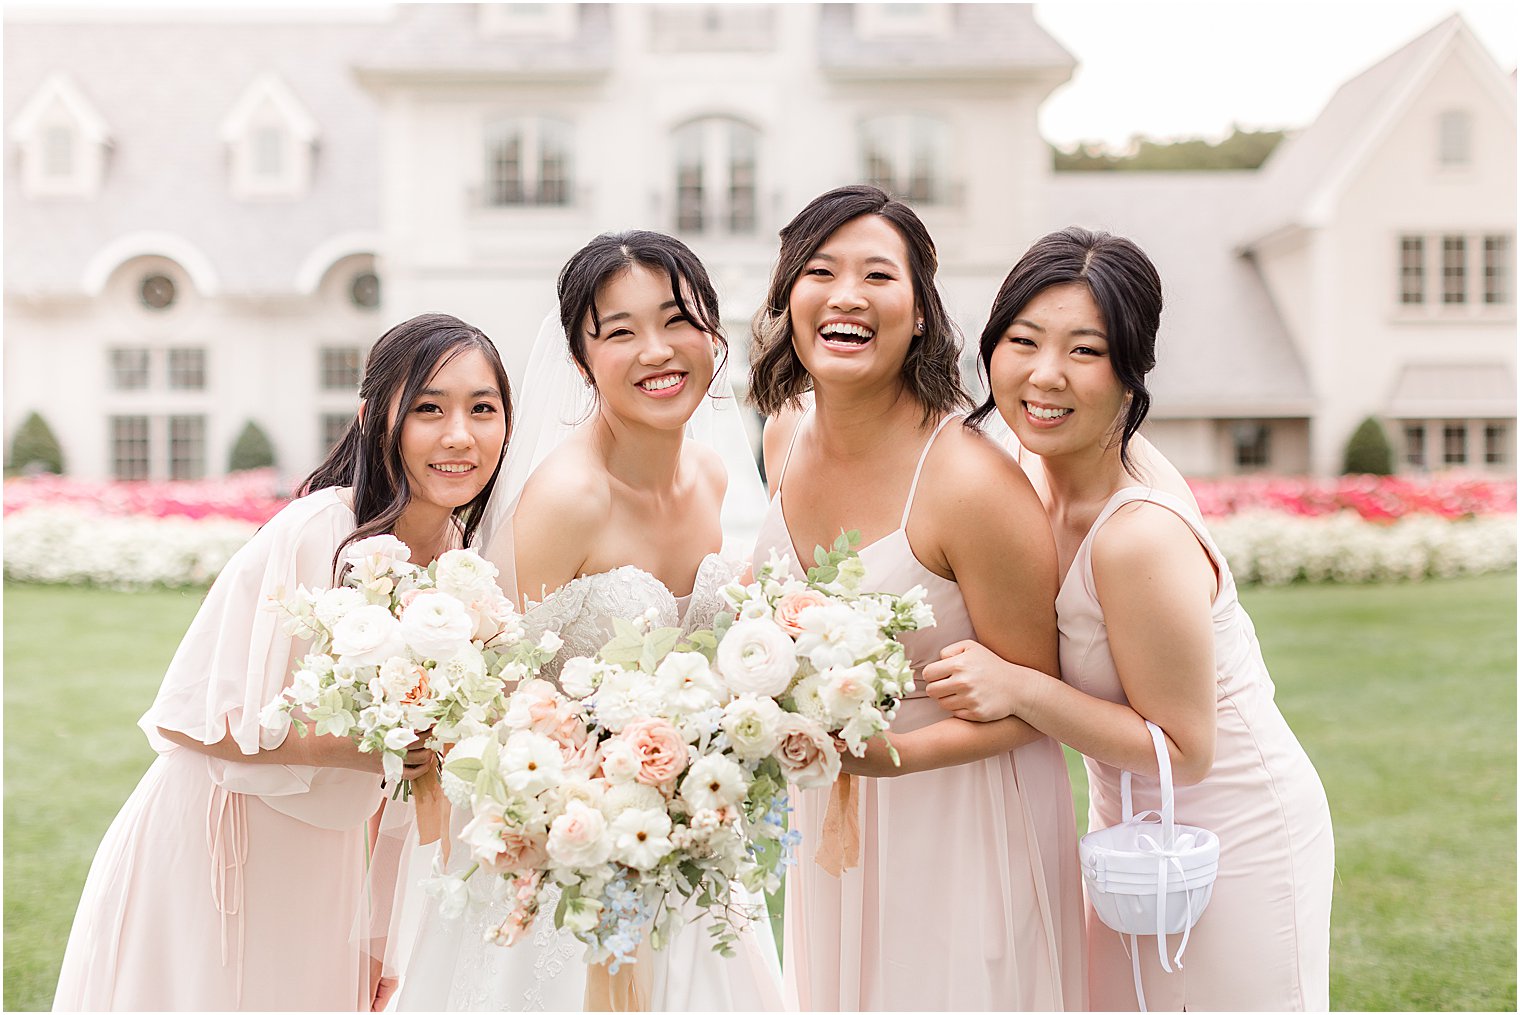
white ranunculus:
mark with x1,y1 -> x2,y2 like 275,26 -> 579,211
433,548 -> 499,603
679,753 -> 749,812
558,656 -> 599,699
547,801 -> 613,869
610,808 -> 674,871
715,618 -> 799,697
502,730 -> 565,796
313,586 -> 368,631
330,604 -> 406,666
399,590 -> 474,659
720,695 -> 785,760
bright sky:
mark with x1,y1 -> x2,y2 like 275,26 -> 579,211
1034,1 -> 1519,148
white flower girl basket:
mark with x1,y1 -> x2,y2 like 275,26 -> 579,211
1078,720 -> 1220,1011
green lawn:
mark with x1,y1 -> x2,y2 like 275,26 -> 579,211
4,575 -> 1516,1011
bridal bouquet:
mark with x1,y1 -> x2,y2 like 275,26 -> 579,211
717,531 -> 935,761
258,535 -> 561,800
435,611 -> 818,971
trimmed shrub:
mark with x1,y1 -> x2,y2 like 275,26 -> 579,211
228,421 -> 276,472
1342,416 -> 1394,476
7,411 -> 65,474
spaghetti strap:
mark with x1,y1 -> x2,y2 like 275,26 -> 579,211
900,414 -> 961,529
774,405 -> 812,493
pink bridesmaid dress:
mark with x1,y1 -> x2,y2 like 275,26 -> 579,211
753,415 -> 1087,1011
53,488 -> 385,1011
1061,486 -> 1334,1011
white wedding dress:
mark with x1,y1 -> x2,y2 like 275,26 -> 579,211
393,553 -> 784,1012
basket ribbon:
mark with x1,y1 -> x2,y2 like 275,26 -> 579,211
815,773 -> 861,876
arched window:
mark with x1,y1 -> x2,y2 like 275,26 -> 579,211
860,113 -> 951,205
673,118 -> 759,236
485,117 -> 573,206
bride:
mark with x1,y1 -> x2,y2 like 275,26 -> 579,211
392,231 -> 782,1011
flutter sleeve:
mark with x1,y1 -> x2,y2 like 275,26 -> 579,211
137,488 -> 381,829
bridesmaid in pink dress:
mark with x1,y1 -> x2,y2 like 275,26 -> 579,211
52,314 -> 512,1011
748,186 -> 1086,1011
924,228 -> 1334,1010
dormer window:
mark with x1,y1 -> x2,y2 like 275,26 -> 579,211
855,4 -> 951,39
479,3 -> 576,40
1437,109 -> 1471,167
220,74 -> 319,200
10,73 -> 111,200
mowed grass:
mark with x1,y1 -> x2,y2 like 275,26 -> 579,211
4,575 -> 1515,1011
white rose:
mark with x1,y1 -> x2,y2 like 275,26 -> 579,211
502,731 -> 565,796
679,753 -> 749,812
715,618 -> 799,697
609,808 -> 674,871
343,534 -> 411,567
559,656 -> 599,699
433,548 -> 499,603
720,695 -> 784,760
818,663 -> 880,715
655,652 -> 723,713
399,590 -> 474,659
330,604 -> 406,666
547,801 -> 613,869
313,586 -> 368,630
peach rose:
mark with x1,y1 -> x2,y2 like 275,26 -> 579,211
401,668 -> 431,707
620,717 -> 689,790
528,695 -> 588,750
773,589 -> 830,636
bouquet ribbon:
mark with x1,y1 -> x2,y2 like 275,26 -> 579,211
815,773 -> 861,876
410,766 -> 451,866
583,937 -> 653,1011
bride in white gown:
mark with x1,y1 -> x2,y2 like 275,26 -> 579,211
393,231 -> 782,1011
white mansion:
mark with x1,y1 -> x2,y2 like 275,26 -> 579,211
4,4 -> 1514,482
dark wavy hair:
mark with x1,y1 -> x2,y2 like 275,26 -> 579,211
300,312 -> 512,575
748,184 -> 968,423
557,230 -> 726,396
967,227 -> 1162,475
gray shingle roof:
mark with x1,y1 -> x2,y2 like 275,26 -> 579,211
355,3 -> 613,80
4,17 -> 384,296
1044,172 -> 1314,418
818,3 -> 1075,78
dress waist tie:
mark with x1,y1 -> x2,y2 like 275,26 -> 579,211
207,784 -> 249,1008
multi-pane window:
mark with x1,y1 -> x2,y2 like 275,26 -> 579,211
1483,236 -> 1509,305
1485,424 -> 1509,466
673,118 -> 759,236
485,118 -> 573,206
110,415 -> 151,480
167,348 -> 206,390
110,348 -> 151,390
1442,236 -> 1467,305
1399,236 -> 1425,304
861,113 -> 950,205
1403,423 -> 1426,469
1443,422 -> 1468,465
322,412 -> 354,453
320,346 -> 363,390
1437,110 -> 1471,167
1232,422 -> 1270,470
168,415 -> 206,480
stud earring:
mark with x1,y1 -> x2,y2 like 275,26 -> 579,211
914,319 -> 925,336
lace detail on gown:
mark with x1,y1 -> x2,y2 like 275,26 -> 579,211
411,553 -> 744,1012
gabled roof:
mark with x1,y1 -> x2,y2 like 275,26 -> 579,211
3,17 -> 383,297
355,3 -> 613,84
819,3 -> 1075,80
1045,172 -> 1314,418
219,72 -> 321,144
9,72 -> 112,143
1239,14 -> 1516,251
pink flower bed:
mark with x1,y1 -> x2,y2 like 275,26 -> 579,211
3,470 -> 290,524
1188,473 -> 1516,521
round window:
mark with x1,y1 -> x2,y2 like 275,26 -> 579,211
351,272 -> 381,310
140,274 -> 176,310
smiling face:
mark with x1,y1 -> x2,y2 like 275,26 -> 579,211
397,346 -> 508,517
581,263 -> 716,431
787,214 -> 920,393
989,282 -> 1128,460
